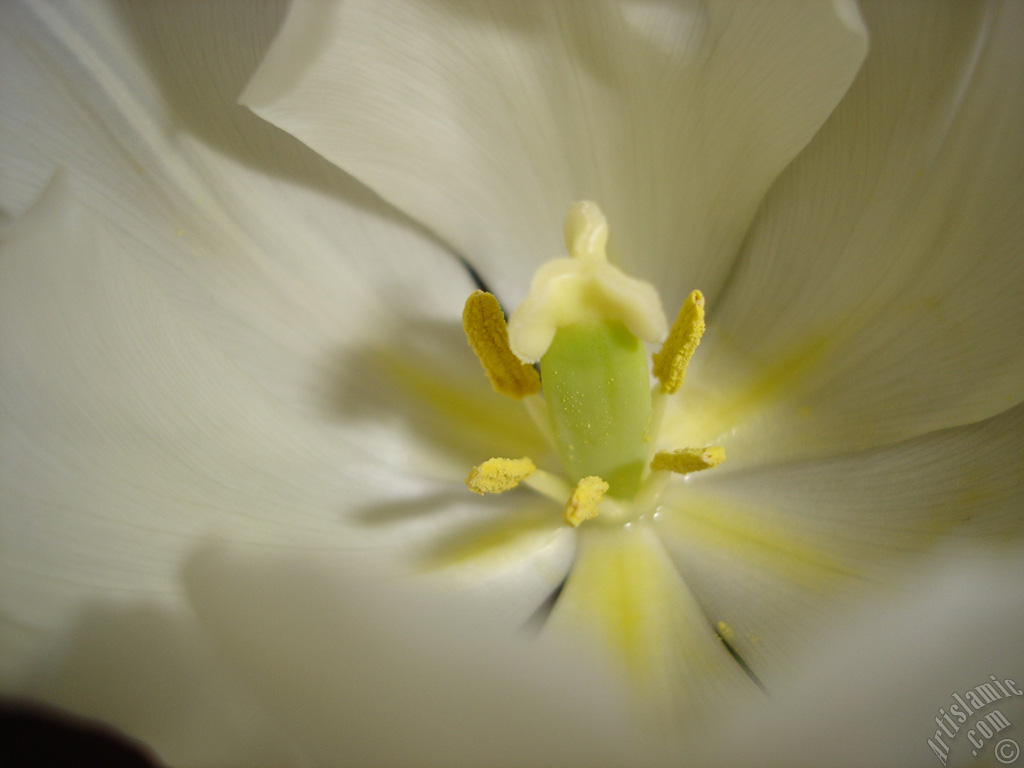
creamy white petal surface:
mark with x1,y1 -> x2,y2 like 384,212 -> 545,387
713,542 -> 1024,768
243,0 -> 867,312
657,399 -> 1024,684
182,542 -> 670,768
0,2 -> 573,762
692,1 -> 1024,464
2,1 -> 1023,766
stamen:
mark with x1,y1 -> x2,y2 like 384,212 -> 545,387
521,469 -> 572,503
466,457 -> 536,494
563,475 -> 609,527
716,620 -> 736,643
650,446 -> 725,474
462,290 -> 541,398
652,290 -> 706,394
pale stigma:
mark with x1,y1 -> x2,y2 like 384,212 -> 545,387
466,457 -> 536,494
652,289 -> 705,394
650,446 -> 725,474
507,202 -> 667,364
563,475 -> 609,527
462,290 -> 541,398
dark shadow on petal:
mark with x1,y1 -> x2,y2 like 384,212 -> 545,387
415,499 -> 562,570
317,316 -> 548,472
12,599 -> 292,766
713,627 -> 769,696
179,541 -> 635,767
522,573 -> 570,634
456,253 -> 497,296
112,3 -> 344,196
1,698 -> 163,768
111,0 -> 466,263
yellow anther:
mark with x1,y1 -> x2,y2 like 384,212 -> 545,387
563,475 -> 609,527
462,290 -> 541,398
466,457 -> 536,495
652,290 -> 706,394
650,445 -> 725,474
716,621 -> 736,643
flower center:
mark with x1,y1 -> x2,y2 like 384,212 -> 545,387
462,201 -> 723,526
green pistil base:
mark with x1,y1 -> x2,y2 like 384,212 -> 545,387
541,320 -> 653,499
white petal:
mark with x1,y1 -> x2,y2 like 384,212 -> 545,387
0,3 -> 564,757
543,524 -> 755,726
0,177 -> 353,641
182,543 -> 667,767
11,600 -> 299,766
699,1 -> 1024,463
717,544 -> 1024,768
655,398 -> 1024,684
0,174 -> 357,764
243,0 -> 867,311
0,0 -> 474,414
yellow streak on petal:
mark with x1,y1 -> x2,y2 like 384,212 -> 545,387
652,290 -> 705,394
465,457 -> 536,495
652,334 -> 834,455
563,475 -> 609,527
710,333 -> 832,427
547,526 -> 746,712
666,492 -> 857,589
650,445 -> 725,474
381,352 -> 541,456
419,503 -> 565,572
462,290 -> 541,398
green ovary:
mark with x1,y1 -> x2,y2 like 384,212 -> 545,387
541,320 -> 653,499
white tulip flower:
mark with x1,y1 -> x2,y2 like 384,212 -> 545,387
2,2 -> 1022,766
